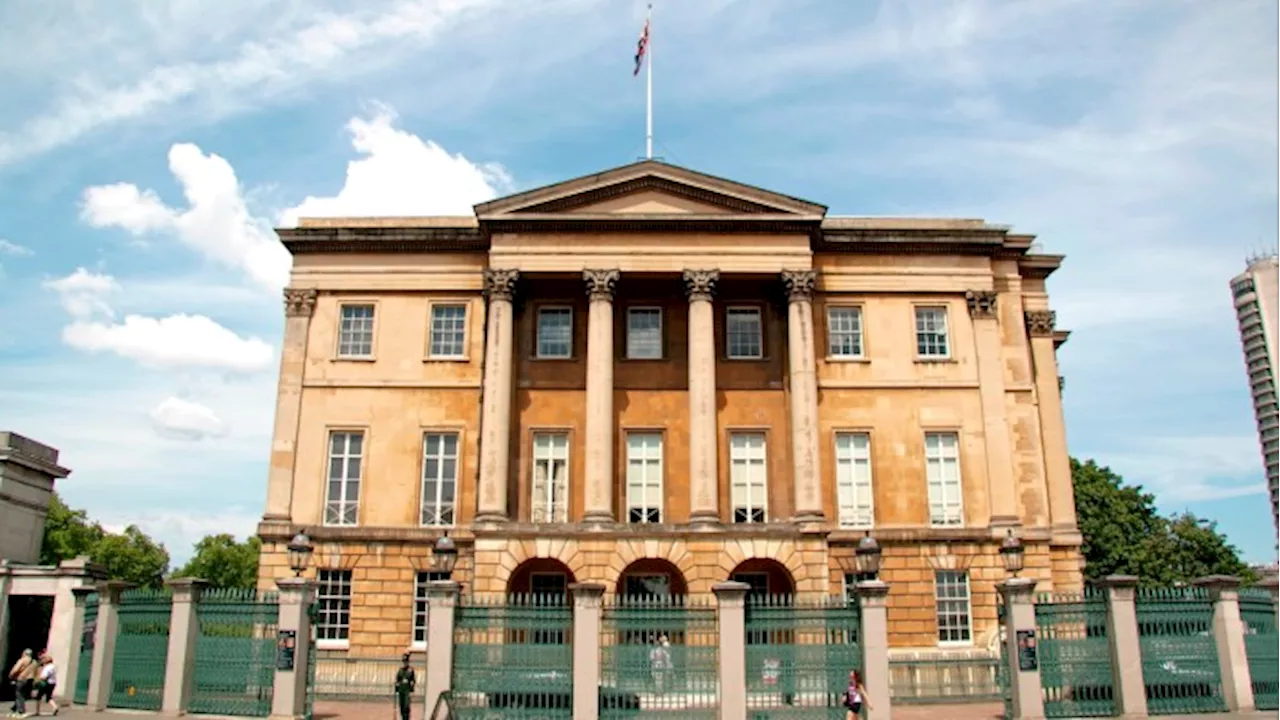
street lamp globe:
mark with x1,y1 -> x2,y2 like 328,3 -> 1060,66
855,532 -> 882,579
999,529 -> 1025,576
432,532 -> 458,576
287,529 -> 314,578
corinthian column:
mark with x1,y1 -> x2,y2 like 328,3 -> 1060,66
782,270 -> 824,524
1026,310 -> 1078,533
263,288 -> 317,525
583,269 -> 620,525
684,269 -> 721,527
476,268 -> 519,524
966,290 -> 1018,529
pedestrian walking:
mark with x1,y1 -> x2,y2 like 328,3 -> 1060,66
32,653 -> 57,717
7,649 -> 37,718
393,653 -> 415,720
841,669 -> 872,719
648,634 -> 671,695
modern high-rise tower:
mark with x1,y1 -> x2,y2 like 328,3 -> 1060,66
1230,253 -> 1279,530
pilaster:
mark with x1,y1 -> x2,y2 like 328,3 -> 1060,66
476,268 -> 519,524
65,586 -> 97,706
1025,310 -> 1078,535
685,269 -> 721,528
781,269 -> 824,525
264,288 -> 317,523
1099,575 -> 1147,718
424,581 -> 460,716
1193,575 -> 1254,712
713,582 -> 749,720
569,583 -> 605,720
855,581 -> 892,720
88,580 -> 135,711
583,270 -> 620,525
967,290 -> 1019,528
162,578 -> 209,716
998,577 -> 1045,720
269,578 -> 314,720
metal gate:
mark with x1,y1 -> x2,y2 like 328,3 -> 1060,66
743,595 -> 860,719
108,588 -> 172,711
600,595 -> 718,717
1034,588 -> 1116,718
188,588 -> 279,717
1136,586 -> 1227,715
1240,586 -> 1278,710
451,593 -> 574,718
74,593 -> 99,705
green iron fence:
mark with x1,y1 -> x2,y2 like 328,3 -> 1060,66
1239,587 -> 1278,711
305,601 -> 317,720
451,593 -> 574,718
74,593 -> 100,705
1136,586 -> 1227,715
108,588 -> 173,711
599,594 -> 718,717
743,595 -> 861,719
998,602 -> 1011,720
889,653 -> 1002,704
314,655 -> 413,700
1034,588 -> 1116,718
188,588 -> 279,717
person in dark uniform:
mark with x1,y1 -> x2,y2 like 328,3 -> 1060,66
394,653 -> 416,720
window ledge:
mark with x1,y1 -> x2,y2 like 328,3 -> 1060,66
532,356 -> 575,362
725,356 -> 766,362
315,639 -> 350,651
408,642 -> 427,653
825,356 -> 870,364
914,357 -> 956,365
333,356 -> 377,363
937,641 -> 975,649
423,355 -> 469,363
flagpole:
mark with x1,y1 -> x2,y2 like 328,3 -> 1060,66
645,3 -> 653,159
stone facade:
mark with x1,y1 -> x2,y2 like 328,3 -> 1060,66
0,431 -> 69,564
256,161 -> 1084,656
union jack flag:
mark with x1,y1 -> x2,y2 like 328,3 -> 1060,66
633,16 -> 649,76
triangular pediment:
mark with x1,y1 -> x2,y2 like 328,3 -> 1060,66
474,160 -> 827,219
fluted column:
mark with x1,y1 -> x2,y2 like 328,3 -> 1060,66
263,288 -> 317,524
967,290 -> 1019,529
476,268 -> 520,524
1026,310 -> 1078,532
583,269 -> 620,525
685,269 -> 721,527
782,270 -> 824,524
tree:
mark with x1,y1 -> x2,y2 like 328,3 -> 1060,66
39,492 -> 170,587
1072,457 -> 1254,585
175,534 -> 261,589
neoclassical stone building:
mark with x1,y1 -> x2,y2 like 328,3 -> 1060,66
256,161 -> 1082,656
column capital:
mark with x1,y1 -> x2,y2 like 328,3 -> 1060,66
275,577 -> 316,603
780,269 -> 817,302
72,586 -> 98,603
283,288 -> 317,318
855,580 -> 890,608
996,577 -> 1037,604
1025,309 -> 1056,336
1097,574 -> 1139,601
426,580 -> 461,607
165,577 -> 210,602
712,581 -> 751,608
683,269 -> 720,302
483,268 -> 520,302
569,582 -> 606,608
583,269 -> 620,302
1193,574 -> 1243,601
965,289 -> 998,319
98,580 -> 136,604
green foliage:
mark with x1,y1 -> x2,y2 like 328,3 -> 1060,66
1072,457 -> 1255,585
175,534 -> 261,589
40,492 -> 170,587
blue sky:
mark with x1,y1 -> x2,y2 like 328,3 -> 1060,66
0,0 -> 1276,567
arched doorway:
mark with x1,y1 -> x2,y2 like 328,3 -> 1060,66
616,558 -> 689,600
729,558 -> 796,601
507,558 -> 576,597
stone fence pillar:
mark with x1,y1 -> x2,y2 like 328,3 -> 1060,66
713,582 -> 749,720
423,581 -> 460,717
162,578 -> 208,716
64,586 -> 97,706
1099,575 -> 1147,718
856,580 -> 892,720
1193,575 -> 1254,712
270,578 -> 314,720
87,580 -> 136,710
569,583 -> 604,720
998,578 -> 1045,720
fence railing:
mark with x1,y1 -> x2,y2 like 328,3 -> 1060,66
314,655 -> 417,700
889,652 -> 1002,704
1034,588 -> 1115,719
600,594 -> 719,717
189,588 -> 279,717
1239,587 -> 1278,711
108,588 -> 172,712
743,594 -> 861,717
1135,586 -> 1228,715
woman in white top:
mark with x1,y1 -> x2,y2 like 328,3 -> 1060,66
33,654 -> 57,717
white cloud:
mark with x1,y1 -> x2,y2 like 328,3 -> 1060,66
1090,435 -> 1269,503
277,107 -> 509,225
62,314 -> 274,373
0,239 -> 33,256
41,267 -> 119,319
81,143 -> 292,290
149,396 -> 229,441
96,507 -> 262,565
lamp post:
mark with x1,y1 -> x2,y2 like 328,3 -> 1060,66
287,529 -> 314,578
999,528 -> 1025,577
432,531 -> 458,579
855,532 -> 883,581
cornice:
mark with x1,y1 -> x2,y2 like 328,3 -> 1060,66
481,216 -> 820,235
277,226 -> 487,255
508,176 -> 787,215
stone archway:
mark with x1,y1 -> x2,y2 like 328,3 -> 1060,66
728,558 -> 796,599
616,558 -> 689,599
506,558 -> 577,597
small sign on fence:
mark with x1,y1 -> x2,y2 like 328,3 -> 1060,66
82,621 -> 96,650
1016,629 -> 1038,672
761,658 -> 780,686
276,630 -> 297,671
